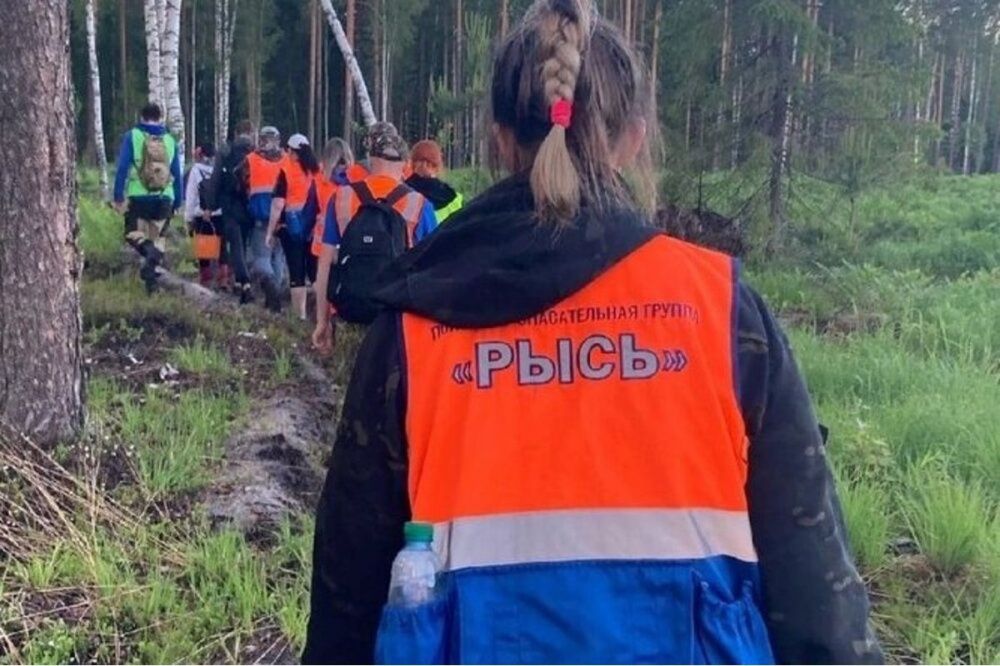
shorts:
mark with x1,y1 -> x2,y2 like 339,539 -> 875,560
125,198 -> 173,252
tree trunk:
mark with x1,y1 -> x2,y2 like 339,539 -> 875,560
320,0 -> 377,127
769,30 -> 795,244
144,0 -> 164,106
190,0 -> 197,151
119,0 -> 129,127
0,0 -> 83,447
500,0 -> 509,38
948,52 -> 964,170
343,0 -> 356,140
214,0 -> 236,144
454,0 -> 464,165
162,0 -> 185,151
308,0 -> 318,142
86,0 -> 110,200
650,0 -> 661,121
978,38 -> 994,172
963,38 -> 978,175
715,0 -> 732,170
223,1 -> 236,139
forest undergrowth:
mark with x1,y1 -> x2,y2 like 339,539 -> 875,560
1,170 -> 998,664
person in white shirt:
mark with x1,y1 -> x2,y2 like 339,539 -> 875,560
184,142 -> 228,289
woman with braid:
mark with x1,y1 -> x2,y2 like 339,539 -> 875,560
302,1 -> 881,663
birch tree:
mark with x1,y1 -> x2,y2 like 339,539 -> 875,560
162,0 -> 185,147
320,0 -> 377,127
144,0 -> 165,106
215,0 -> 238,144
85,0 -> 110,200
0,0 -> 84,447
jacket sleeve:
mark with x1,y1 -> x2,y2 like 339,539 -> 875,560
113,131 -> 133,203
736,281 -> 883,664
302,314 -> 410,665
183,167 -> 202,222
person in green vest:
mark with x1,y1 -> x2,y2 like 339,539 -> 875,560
405,139 -> 464,224
113,102 -> 183,293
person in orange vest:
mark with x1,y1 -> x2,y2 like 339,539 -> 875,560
310,138 -> 368,261
301,1 -> 883,664
240,125 -> 289,311
265,134 -> 321,320
405,140 -> 464,223
310,123 -> 438,353
306,138 -> 367,351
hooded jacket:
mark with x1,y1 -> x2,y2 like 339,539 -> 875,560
303,174 -> 883,665
405,174 -> 464,223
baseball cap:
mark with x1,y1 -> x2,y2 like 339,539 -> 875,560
259,126 -> 280,140
366,122 -> 407,162
288,133 -> 310,150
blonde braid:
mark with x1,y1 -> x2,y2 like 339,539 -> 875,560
530,0 -> 593,223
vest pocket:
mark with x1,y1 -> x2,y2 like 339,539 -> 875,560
375,592 -> 451,665
694,578 -> 775,665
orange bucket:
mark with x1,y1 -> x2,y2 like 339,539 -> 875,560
193,224 -> 222,260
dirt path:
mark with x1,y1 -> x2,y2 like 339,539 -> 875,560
151,263 -> 344,533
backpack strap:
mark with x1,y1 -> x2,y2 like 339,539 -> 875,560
350,181 -> 376,206
384,184 -> 411,207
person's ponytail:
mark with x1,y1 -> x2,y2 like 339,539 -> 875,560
530,1 -> 591,224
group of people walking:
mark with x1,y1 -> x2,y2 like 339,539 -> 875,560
113,0 -> 882,664
114,105 -> 463,350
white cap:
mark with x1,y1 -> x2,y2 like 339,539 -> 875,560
288,133 -> 310,150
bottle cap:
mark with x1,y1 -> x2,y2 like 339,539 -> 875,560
404,521 -> 434,544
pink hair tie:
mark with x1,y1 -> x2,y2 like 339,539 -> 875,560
551,98 -> 573,129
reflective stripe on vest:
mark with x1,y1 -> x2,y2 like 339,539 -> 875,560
388,235 -> 772,663
126,129 -> 176,199
246,152 -> 284,196
435,192 -> 464,223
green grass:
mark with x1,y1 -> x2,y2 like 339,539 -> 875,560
901,463 -> 993,577
90,378 -> 245,496
169,337 -> 234,378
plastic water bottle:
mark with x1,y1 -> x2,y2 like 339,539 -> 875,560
387,522 -> 440,608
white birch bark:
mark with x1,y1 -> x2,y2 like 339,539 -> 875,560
143,0 -> 164,106
214,0 -> 222,144
214,0 -> 237,144
320,0 -> 377,127
162,0 -> 185,149
224,0 -> 237,138
963,35 -> 979,175
85,0 -> 110,200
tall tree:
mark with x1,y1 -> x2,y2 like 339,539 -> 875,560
0,0 -> 84,446
143,0 -> 165,106
162,0 -> 185,149
320,0 -> 377,127
343,0 -> 357,140
86,0 -> 110,200
214,0 -> 237,144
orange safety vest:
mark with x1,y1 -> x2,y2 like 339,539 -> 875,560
246,152 -> 284,196
382,235 -> 771,663
311,165 -> 370,257
332,174 -> 425,246
283,164 -> 316,213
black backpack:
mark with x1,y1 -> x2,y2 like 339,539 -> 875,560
329,182 -> 410,324
196,167 -> 216,212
